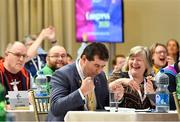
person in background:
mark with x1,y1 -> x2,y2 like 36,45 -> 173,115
166,39 -> 179,65
41,45 -> 67,93
41,45 -> 67,76
67,53 -> 74,64
109,54 -> 126,75
47,43 -> 109,121
24,34 -> 47,77
109,46 -> 155,109
150,43 -> 168,75
0,42 -> 30,95
24,27 -> 56,78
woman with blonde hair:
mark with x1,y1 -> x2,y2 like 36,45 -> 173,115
109,46 -> 155,109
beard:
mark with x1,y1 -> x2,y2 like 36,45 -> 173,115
50,61 -> 67,70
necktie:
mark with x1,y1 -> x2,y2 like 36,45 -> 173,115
87,90 -> 96,111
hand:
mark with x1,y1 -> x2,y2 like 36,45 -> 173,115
128,80 -> 140,92
80,77 -> 95,96
109,81 -> 124,101
114,78 -> 139,91
146,76 -> 155,94
167,56 -> 175,66
39,26 -> 56,41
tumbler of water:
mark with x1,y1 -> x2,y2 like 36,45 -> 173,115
109,91 -> 120,112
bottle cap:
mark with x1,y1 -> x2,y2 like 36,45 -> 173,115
155,72 -> 169,85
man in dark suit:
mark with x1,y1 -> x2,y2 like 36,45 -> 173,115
47,43 -> 109,121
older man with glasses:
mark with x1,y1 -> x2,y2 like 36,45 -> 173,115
0,41 -> 30,95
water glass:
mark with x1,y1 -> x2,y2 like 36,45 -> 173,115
109,91 -> 120,112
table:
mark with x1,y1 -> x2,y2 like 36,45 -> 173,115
6,105 -> 47,121
64,111 -> 179,122
7,109 -> 35,121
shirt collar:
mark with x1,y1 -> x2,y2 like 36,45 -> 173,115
76,59 -> 85,81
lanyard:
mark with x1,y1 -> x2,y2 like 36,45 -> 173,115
31,56 -> 42,72
128,71 -> 147,103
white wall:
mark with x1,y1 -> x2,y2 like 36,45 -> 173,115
116,0 -> 180,56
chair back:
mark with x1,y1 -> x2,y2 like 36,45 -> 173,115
173,92 -> 180,120
29,90 -> 50,122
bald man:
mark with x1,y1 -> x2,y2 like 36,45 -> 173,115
41,45 -> 67,76
0,41 -> 30,95
40,45 -> 67,94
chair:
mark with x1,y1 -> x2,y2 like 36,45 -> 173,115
29,90 -> 50,122
173,92 -> 180,120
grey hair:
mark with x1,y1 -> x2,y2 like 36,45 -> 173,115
122,46 -> 152,76
4,41 -> 24,56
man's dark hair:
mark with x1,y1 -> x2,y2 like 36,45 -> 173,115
81,42 -> 109,61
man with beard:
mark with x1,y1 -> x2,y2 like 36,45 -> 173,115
40,45 -> 67,94
41,45 -> 67,76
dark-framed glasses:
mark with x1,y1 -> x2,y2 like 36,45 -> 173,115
8,51 -> 28,59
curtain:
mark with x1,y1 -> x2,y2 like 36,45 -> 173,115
0,0 -> 111,73
0,0 -> 79,57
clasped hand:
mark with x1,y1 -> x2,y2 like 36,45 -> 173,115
80,77 -> 95,96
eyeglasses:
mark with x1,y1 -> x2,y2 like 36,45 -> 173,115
48,54 -> 67,59
155,51 -> 167,55
8,51 -> 28,59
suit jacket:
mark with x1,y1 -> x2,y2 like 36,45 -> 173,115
47,63 -> 109,121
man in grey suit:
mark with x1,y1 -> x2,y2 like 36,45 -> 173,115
47,42 -> 109,121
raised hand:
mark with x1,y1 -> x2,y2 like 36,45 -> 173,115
146,76 -> 155,94
167,56 -> 175,66
39,26 -> 56,41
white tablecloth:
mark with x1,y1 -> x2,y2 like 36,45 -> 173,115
64,111 -> 179,122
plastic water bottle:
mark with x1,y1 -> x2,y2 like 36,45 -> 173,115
176,72 -> 180,99
35,71 -> 48,97
155,72 -> 169,112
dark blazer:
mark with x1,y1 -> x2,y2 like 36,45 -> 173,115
47,63 -> 109,121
